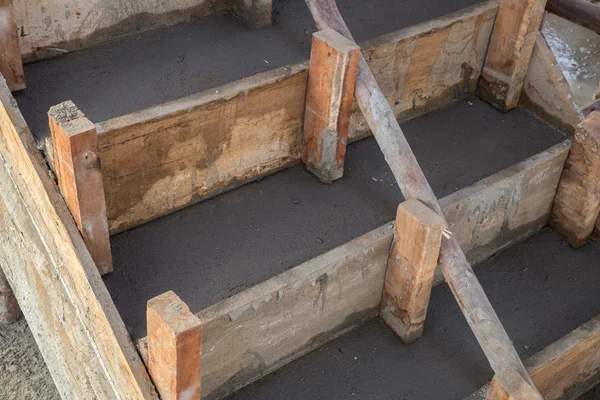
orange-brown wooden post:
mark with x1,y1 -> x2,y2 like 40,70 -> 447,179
0,267 -> 20,324
48,101 -> 112,274
550,111 -> 600,247
233,0 -> 273,30
147,291 -> 203,400
0,0 -> 25,91
302,28 -> 360,183
478,0 -> 548,111
380,199 -> 444,343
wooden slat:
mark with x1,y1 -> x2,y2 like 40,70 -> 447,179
478,0 -> 548,111
302,28 -> 360,182
138,140 -> 568,400
380,199 -> 443,343
232,0 -> 272,30
0,76 -> 157,399
486,315 -> 600,400
148,291 -> 203,400
0,0 -> 25,91
0,266 -> 20,324
521,33 -> 582,134
550,112 -> 600,247
49,102 -> 112,275
90,1 -> 496,234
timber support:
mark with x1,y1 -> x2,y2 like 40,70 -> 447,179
302,28 -> 360,182
0,0 -> 25,91
48,101 -> 113,274
380,199 -> 443,343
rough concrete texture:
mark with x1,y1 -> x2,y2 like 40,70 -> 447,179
103,97 -> 566,340
14,0 -> 484,139
229,229 -> 600,400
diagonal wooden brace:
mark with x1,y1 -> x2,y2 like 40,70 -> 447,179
302,0 -> 542,398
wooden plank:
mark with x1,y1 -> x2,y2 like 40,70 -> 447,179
521,33 -> 583,134
302,28 -> 360,182
0,266 -> 20,324
49,101 -> 112,275
138,140 -> 568,400
0,76 -> 157,399
91,1 -> 496,234
380,199 -> 443,343
486,315 -> 600,400
478,0 -> 548,111
550,112 -> 600,247
546,0 -> 600,35
0,0 -> 25,91
148,291 -> 203,400
232,0 -> 272,30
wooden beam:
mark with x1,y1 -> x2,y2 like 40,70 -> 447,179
148,291 -> 203,400
302,28 -> 359,182
478,0 -> 548,111
302,0 -> 542,397
380,199 -> 443,343
0,76 -> 156,398
550,112 -> 600,247
48,101 -> 112,275
0,266 -> 20,324
486,315 -> 600,400
521,33 -> 582,134
546,0 -> 600,35
233,0 -> 272,30
0,0 -> 25,91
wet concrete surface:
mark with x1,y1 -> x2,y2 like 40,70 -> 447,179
103,97 -> 566,340
13,0 -> 485,139
229,229 -> 600,400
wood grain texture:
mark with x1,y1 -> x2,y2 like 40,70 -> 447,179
486,315 -> 600,400
380,199 -> 443,343
302,28 -> 359,182
232,0 -> 272,30
148,291 -> 203,400
521,33 -> 583,134
91,1 -> 496,234
0,76 -> 157,399
49,101 -> 112,274
550,112 -> 600,247
0,0 -> 25,91
479,0 -> 548,111
0,266 -> 20,324
138,140 -> 568,400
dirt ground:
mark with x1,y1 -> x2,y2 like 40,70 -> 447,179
0,10 -> 598,400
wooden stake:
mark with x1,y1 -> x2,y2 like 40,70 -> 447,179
302,28 -> 359,183
233,0 -> 272,30
0,0 -> 25,91
550,112 -> 600,247
147,291 -> 202,400
302,1 -> 542,398
486,315 -> 600,400
478,0 -> 548,111
380,199 -> 443,343
0,267 -> 20,324
48,101 -> 112,274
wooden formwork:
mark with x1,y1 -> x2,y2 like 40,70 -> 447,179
0,0 -> 599,399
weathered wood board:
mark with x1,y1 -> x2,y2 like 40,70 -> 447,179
91,1 -> 497,234
521,33 -> 583,134
138,139 -> 569,400
0,76 -> 157,399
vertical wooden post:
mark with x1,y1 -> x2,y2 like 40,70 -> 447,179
380,199 -> 444,343
550,112 -> 600,247
0,0 -> 25,91
478,0 -> 548,111
302,28 -> 360,183
48,101 -> 112,274
0,267 -> 20,324
233,0 -> 273,30
148,291 -> 202,400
